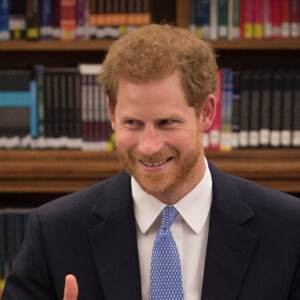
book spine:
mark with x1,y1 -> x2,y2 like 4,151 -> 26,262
270,71 -> 283,147
30,80 -> 38,138
202,0 -> 210,39
195,0 -> 203,38
35,65 -> 45,140
44,71 -> 54,140
290,0 -> 299,38
75,0 -> 85,39
39,0 -> 53,40
218,0 -> 228,39
9,0 -> 26,40
60,0 -> 76,40
231,71 -> 240,149
0,0 -> 10,40
243,0 -> 254,39
281,71 -> 293,147
292,71 -> 300,147
249,71 -> 261,148
209,70 -> 222,150
263,0 -> 272,38
209,0 -> 218,39
229,0 -> 240,39
81,74 -> 89,145
60,72 -> 68,143
239,71 -> 250,148
52,0 -> 60,39
26,0 -> 39,40
259,71 -> 271,147
253,0 -> 263,39
221,69 -> 233,151
271,0 -> 281,38
74,72 -> 82,146
281,0 -> 290,38
239,0 -> 245,38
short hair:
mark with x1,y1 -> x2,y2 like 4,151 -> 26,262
98,24 -> 217,114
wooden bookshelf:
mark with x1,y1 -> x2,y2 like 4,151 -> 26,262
0,38 -> 299,52
0,149 -> 299,194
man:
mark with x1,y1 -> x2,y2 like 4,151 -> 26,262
3,24 -> 300,300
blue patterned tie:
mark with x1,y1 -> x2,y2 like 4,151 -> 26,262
150,206 -> 184,299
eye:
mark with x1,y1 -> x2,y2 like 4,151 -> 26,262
159,119 -> 175,126
125,119 -> 144,128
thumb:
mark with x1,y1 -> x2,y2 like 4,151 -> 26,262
63,274 -> 78,300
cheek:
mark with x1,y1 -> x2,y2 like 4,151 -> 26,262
115,131 -> 138,150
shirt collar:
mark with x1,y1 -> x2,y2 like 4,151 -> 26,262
132,158 -> 212,235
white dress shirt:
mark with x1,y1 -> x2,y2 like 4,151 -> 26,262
132,158 -> 213,300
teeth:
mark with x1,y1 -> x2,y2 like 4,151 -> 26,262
142,160 -> 167,167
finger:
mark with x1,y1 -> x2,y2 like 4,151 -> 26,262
63,274 -> 78,300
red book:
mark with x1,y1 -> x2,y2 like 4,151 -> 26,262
254,0 -> 263,38
60,0 -> 76,40
263,0 -> 272,38
281,0 -> 291,38
291,0 -> 299,37
209,70 -> 222,150
243,0 -> 254,39
271,0 -> 281,38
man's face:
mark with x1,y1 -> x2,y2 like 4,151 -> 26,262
109,71 -> 210,204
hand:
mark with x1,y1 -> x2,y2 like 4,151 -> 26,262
63,274 -> 78,300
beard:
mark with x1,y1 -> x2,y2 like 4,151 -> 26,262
116,137 -> 202,197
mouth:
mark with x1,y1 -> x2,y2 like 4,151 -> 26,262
139,157 -> 172,167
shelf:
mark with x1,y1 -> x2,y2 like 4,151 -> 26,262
0,38 -> 299,52
0,149 -> 299,194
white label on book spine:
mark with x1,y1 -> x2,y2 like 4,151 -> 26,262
270,131 -> 280,147
292,131 -> 300,146
210,130 -> 220,146
249,131 -> 259,147
291,23 -> 298,38
259,129 -> 270,146
281,23 -> 290,38
281,130 -> 291,146
239,131 -> 248,147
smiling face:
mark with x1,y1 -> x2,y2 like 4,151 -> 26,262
108,71 -> 215,204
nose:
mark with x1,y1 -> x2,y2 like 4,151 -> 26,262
138,124 -> 164,156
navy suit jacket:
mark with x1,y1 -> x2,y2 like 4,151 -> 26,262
3,163 -> 300,299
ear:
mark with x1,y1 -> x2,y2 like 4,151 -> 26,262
107,98 -> 116,131
199,94 -> 216,132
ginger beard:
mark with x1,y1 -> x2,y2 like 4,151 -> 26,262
116,133 -> 203,197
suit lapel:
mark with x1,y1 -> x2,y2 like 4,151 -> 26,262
202,163 -> 258,300
88,171 -> 142,300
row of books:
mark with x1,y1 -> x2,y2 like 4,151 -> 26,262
0,208 -> 31,295
189,0 -> 300,40
0,66 -> 299,151
0,64 -> 114,150
205,69 -> 300,150
0,0 -> 151,41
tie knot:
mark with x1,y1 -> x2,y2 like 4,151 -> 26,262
161,206 -> 178,230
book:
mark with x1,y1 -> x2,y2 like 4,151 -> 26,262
249,71 -> 261,147
253,0 -> 263,39
52,0 -> 60,39
281,0 -> 290,38
25,0 -> 39,40
263,0 -> 272,38
270,71 -> 283,147
220,69 -> 233,151
239,71 -> 250,147
209,70 -> 222,150
243,0 -> 254,39
271,0 -> 281,38
194,0 -> 203,38
231,71 -> 240,149
202,0 -> 210,39
39,0 -> 53,39
209,0 -> 218,39
60,0 -> 76,40
290,0 -> 299,38
9,0 -> 26,40
259,71 -> 271,147
0,0 -> 10,40
292,71 -> 300,147
281,71 -> 293,147
228,0 -> 240,39
218,0 -> 228,39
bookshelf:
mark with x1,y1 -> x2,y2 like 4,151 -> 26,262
0,0 -> 300,198
0,149 -> 299,194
